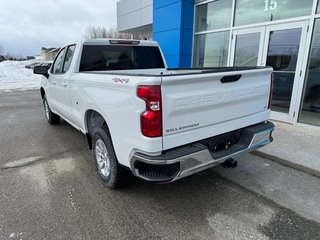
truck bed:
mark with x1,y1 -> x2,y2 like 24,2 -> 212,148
81,66 -> 273,150
82,66 -> 270,77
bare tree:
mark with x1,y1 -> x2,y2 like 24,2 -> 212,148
0,45 -> 4,55
83,26 -> 146,40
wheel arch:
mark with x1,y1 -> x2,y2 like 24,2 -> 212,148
84,109 -> 109,149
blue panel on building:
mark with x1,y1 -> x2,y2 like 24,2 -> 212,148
180,55 -> 192,68
180,29 -> 193,55
153,2 -> 182,33
164,55 -> 180,68
181,1 -> 194,30
154,0 -> 193,10
153,30 -> 181,56
153,0 -> 195,68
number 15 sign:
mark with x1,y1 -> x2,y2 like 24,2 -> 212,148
264,0 -> 278,11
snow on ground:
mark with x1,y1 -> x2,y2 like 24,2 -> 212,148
0,59 -> 44,92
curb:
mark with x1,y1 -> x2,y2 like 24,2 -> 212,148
253,151 -> 320,179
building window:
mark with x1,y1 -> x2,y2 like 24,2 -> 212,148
317,1 -> 320,14
234,0 -> 313,26
298,19 -> 320,126
234,33 -> 261,67
193,31 -> 230,67
195,0 -> 232,32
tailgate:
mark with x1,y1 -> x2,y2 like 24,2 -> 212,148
161,68 -> 273,150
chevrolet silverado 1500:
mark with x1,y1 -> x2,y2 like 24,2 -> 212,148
34,39 -> 274,189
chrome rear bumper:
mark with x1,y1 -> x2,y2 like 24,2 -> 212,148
131,121 -> 274,182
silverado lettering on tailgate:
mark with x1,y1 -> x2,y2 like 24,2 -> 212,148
175,86 -> 267,109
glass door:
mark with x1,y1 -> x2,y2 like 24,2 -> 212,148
230,27 -> 265,67
231,21 -> 308,124
263,22 -> 308,123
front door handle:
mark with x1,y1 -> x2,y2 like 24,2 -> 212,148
62,82 -> 68,87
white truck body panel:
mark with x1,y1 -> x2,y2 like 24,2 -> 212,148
67,72 -> 163,165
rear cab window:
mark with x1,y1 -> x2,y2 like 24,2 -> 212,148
51,48 -> 66,74
79,44 -> 165,71
62,45 -> 76,73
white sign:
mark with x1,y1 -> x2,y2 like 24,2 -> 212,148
264,0 -> 278,11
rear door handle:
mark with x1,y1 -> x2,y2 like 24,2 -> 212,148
52,81 -> 57,85
62,82 -> 68,87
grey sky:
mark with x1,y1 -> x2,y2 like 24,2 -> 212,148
0,0 -> 118,57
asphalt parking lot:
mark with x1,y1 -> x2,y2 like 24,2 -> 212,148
0,90 -> 320,240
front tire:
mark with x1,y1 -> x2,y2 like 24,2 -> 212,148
92,126 -> 131,189
43,96 -> 60,124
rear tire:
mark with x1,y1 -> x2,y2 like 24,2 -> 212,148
43,96 -> 60,125
92,125 -> 132,189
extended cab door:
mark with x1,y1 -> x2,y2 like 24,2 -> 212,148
48,45 -> 76,120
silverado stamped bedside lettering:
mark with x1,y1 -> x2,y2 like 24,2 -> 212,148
34,38 -> 274,188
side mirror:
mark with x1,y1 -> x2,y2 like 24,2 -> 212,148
34,66 -> 49,78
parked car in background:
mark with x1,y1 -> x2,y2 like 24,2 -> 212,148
27,56 -> 36,60
25,61 -> 52,69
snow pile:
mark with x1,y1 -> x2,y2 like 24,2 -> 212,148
0,60 -> 44,92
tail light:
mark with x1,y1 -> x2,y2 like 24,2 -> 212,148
137,85 -> 162,137
268,73 -> 274,109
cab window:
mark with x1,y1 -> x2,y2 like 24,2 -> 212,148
52,48 -> 66,74
62,45 -> 76,73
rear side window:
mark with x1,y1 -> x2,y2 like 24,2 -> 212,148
79,45 -> 165,71
62,45 -> 76,73
52,48 -> 66,74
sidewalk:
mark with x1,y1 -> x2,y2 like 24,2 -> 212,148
254,121 -> 320,178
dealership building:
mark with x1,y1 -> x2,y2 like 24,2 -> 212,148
117,0 -> 320,127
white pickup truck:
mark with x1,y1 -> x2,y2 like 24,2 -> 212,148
34,39 -> 274,189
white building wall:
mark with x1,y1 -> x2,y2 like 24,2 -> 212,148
117,0 -> 153,33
